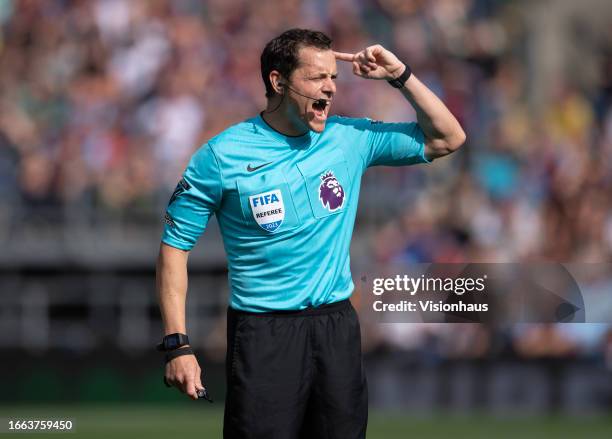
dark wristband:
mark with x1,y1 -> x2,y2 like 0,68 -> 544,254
164,346 -> 194,364
387,64 -> 412,89
156,333 -> 190,351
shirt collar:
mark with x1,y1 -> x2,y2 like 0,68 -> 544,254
254,112 -> 320,149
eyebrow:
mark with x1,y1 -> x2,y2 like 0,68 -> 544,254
308,72 -> 338,78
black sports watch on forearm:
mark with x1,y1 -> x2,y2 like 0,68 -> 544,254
387,63 -> 412,89
156,333 -> 190,351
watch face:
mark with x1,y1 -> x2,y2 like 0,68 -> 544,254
167,338 -> 178,349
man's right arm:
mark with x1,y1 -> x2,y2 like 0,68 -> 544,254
156,242 -> 204,400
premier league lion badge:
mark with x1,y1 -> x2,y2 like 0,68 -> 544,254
319,170 -> 345,212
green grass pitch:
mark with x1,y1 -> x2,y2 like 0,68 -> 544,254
2,404 -> 611,438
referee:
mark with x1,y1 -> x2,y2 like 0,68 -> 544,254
156,28 -> 464,438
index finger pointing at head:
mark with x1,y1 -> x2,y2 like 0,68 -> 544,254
333,51 -> 355,62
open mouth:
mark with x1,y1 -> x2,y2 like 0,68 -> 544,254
312,99 -> 329,121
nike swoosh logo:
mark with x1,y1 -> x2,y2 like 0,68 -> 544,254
247,162 -> 273,172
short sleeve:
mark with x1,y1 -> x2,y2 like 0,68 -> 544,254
350,118 -> 430,168
161,143 -> 223,251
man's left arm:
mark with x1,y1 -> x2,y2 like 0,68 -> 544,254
335,45 -> 466,161
399,73 -> 466,161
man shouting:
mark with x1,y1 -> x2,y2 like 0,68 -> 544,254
156,28 -> 465,438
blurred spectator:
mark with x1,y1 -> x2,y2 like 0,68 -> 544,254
513,324 -> 578,358
1,0 -> 611,360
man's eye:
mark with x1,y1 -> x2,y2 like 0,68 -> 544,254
309,76 -> 336,82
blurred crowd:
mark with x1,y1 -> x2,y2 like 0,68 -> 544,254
358,321 -> 612,369
1,1 -> 612,360
0,0 -> 610,258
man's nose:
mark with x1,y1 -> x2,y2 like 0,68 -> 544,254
322,78 -> 336,97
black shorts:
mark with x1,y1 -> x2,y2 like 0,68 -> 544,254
223,299 -> 368,439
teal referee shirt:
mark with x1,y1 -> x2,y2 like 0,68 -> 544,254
162,114 -> 429,312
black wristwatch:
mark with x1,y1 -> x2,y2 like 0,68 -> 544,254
156,333 -> 190,351
387,64 -> 412,89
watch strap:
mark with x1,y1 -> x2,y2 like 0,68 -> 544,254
156,333 -> 190,351
387,64 -> 412,89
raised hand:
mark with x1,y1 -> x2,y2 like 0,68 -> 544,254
334,45 -> 405,80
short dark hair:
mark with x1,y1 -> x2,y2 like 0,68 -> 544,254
260,29 -> 332,98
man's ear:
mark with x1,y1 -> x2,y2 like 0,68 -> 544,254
269,70 -> 284,95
